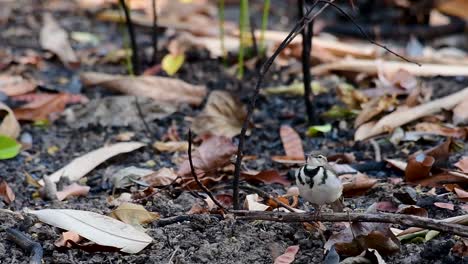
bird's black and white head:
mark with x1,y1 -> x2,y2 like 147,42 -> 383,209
306,154 -> 328,168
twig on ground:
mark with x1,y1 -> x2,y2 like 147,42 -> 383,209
239,183 -> 295,212
154,214 -> 223,227
188,130 -> 227,211
134,96 -> 154,138
232,210 -> 468,237
118,0 -> 141,74
298,0 -> 315,124
370,139 -> 382,162
167,246 -> 180,264
6,228 -> 43,264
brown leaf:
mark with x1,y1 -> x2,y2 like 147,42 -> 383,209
177,135 -> 236,178
325,222 -> 400,256
0,180 -> 15,204
0,75 -> 36,96
355,95 -> 397,128
452,239 -> 468,258
424,138 -> 456,166
454,188 -> 468,201
191,91 -> 246,138
0,101 -> 20,138
340,173 -> 377,197
413,122 -> 466,139
109,202 -> 159,230
241,170 -> 290,186
396,205 -> 428,217
455,156 -> 468,173
54,231 -> 82,248
271,156 -> 305,164
405,153 -> 435,182
152,141 -> 188,153
13,93 -> 70,121
279,125 -> 304,159
11,93 -> 89,104
40,13 -> 78,68
274,245 -> 300,264
416,171 -> 468,187
434,202 -> 454,211
81,72 -> 206,106
143,167 -> 178,186
56,183 -> 90,201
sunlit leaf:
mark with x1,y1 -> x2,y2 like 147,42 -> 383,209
0,135 -> 20,160
162,54 -> 185,76
307,124 -> 332,137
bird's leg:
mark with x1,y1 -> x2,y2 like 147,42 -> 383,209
312,203 -> 322,220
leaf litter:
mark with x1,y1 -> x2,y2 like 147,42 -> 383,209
3,1 -> 468,263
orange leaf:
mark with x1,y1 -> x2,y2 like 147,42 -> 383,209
279,125 -> 304,159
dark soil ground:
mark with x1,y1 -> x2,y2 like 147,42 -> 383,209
1,1 -> 468,263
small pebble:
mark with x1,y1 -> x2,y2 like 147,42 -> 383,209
20,132 -> 33,146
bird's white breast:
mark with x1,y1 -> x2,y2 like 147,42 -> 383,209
296,166 -> 343,205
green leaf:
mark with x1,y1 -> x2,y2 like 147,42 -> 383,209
162,54 -> 185,76
322,105 -> 357,119
307,124 -> 332,137
0,135 -> 21,160
425,230 -> 440,241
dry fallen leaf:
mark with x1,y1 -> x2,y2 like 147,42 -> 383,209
355,87 -> 468,140
279,125 -> 304,160
405,153 -> 435,182
455,156 -> 468,173
191,91 -> 247,138
453,100 -> 468,125
177,135 -> 236,178
325,221 -> 400,256
109,203 -> 159,231
241,170 -> 290,186
153,141 -> 188,153
413,122 -> 466,139
13,93 -> 71,121
0,101 -> 20,138
274,245 -> 300,264
28,209 -> 152,254
56,183 -> 90,201
0,75 -> 36,96
54,231 -> 82,248
81,72 -> 206,106
40,142 -> 145,185
433,202 -> 454,211
355,95 -> 397,128
143,167 -> 178,186
340,173 -> 378,197
454,188 -> 468,201
0,180 -> 15,204
40,13 -> 78,67
244,194 -> 269,211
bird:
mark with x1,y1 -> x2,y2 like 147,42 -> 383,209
295,154 -> 343,216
